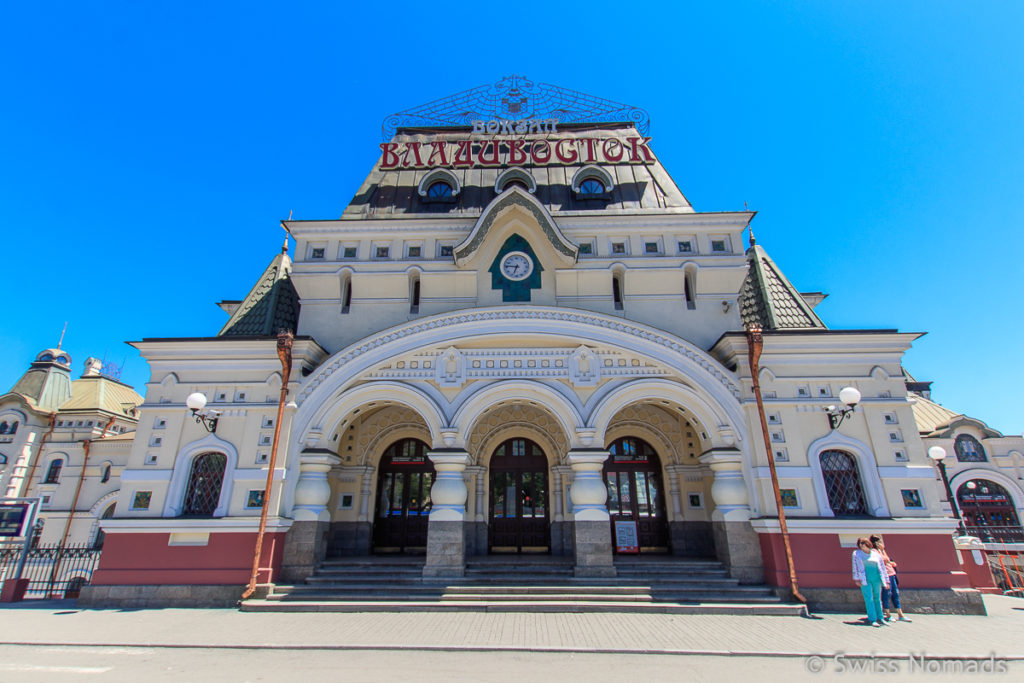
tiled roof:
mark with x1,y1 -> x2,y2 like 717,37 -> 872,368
739,244 -> 826,330
61,376 -> 143,418
910,395 -> 962,434
343,124 -> 692,217
219,250 -> 300,337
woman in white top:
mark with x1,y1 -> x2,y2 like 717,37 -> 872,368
852,536 -> 890,627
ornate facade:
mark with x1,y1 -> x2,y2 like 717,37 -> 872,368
65,78 -> 1020,611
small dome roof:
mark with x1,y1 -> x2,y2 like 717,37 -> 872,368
35,348 -> 71,367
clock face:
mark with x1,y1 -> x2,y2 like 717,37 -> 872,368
500,251 -> 534,281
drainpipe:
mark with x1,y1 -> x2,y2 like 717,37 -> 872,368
18,414 -> 57,498
242,330 -> 294,600
57,415 -> 115,549
746,325 -> 806,604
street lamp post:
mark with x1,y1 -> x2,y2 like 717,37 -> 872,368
927,446 -> 968,536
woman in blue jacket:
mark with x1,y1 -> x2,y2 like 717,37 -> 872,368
852,536 -> 890,626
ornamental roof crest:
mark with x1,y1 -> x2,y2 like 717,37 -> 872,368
382,75 -> 650,140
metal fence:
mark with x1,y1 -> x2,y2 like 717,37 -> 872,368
988,551 -> 1024,597
964,525 -> 1024,544
0,543 -> 102,599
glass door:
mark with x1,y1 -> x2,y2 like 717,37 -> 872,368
489,438 -> 550,553
371,439 -> 434,553
604,437 -> 670,552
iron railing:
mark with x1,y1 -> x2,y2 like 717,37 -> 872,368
964,525 -> 1024,544
0,543 -> 102,599
988,551 -> 1024,597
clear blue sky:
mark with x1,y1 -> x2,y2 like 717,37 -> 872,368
2,2 -> 1021,434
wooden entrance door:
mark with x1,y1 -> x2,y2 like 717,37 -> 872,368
371,439 -> 434,553
489,438 -> 550,553
604,437 -> 670,552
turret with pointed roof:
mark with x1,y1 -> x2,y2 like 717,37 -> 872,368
218,238 -> 300,337
739,239 -> 826,331
5,348 -> 74,412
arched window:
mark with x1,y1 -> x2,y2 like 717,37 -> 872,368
341,274 -> 353,315
578,178 -> 606,195
684,270 -> 696,310
44,459 -> 63,484
426,181 -> 453,198
100,463 -> 112,483
93,503 -> 116,549
0,422 -> 7,434
181,452 -> 227,517
612,273 -> 624,311
819,449 -> 869,516
409,273 -> 421,314
494,168 -> 536,194
954,434 -> 987,462
957,479 -> 1022,542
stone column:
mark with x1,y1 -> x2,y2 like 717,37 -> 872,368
568,450 -> 615,577
699,449 -> 764,583
281,450 -> 341,582
423,451 -> 470,578
465,465 -> 486,558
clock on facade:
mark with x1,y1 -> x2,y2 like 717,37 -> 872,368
499,251 -> 534,281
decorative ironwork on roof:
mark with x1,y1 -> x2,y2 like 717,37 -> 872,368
382,75 -> 650,140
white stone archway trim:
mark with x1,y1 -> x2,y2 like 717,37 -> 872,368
807,432 -> 891,518
949,467 -> 1024,513
163,433 -> 239,518
294,307 -> 743,447
450,379 -> 583,451
86,490 -> 119,546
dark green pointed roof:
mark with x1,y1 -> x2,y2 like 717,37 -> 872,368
739,244 -> 826,330
218,249 -> 300,337
6,349 -> 74,412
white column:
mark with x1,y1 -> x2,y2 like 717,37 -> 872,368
292,452 -> 342,522
568,452 -> 610,520
699,450 -> 751,521
465,465 -> 486,522
665,464 -> 684,518
427,452 -> 470,520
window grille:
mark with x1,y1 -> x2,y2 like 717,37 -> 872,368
181,452 -> 227,517
819,449 -> 869,516
954,434 -> 987,462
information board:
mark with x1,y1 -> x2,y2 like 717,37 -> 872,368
614,520 -> 639,554
0,503 -> 29,537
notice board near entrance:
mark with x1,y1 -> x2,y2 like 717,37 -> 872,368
613,520 -> 639,554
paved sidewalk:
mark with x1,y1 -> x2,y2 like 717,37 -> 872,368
1,595 -> 1022,658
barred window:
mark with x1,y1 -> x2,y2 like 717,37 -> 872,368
181,452 -> 227,517
954,434 -> 986,462
819,449 -> 869,516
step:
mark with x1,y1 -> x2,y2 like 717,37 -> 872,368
241,599 -> 807,616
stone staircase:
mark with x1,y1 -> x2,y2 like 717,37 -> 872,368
241,556 -> 805,615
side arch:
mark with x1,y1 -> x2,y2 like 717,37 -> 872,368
949,467 -> 1024,511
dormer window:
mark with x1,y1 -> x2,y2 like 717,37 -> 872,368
494,167 -> 537,194
426,181 -> 453,198
418,168 -> 461,203
571,165 -> 614,200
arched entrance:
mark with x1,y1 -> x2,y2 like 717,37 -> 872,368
604,437 -> 670,553
489,438 -> 550,553
371,439 -> 435,553
957,479 -> 1024,543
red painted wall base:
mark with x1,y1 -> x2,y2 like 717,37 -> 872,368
90,532 -> 286,586
759,532 -> 971,589
0,578 -> 29,602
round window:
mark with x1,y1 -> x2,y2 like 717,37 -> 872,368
579,178 -> 606,195
427,181 -> 453,198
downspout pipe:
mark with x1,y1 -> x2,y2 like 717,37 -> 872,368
746,324 -> 806,604
242,330 -> 294,601
58,415 -> 115,549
